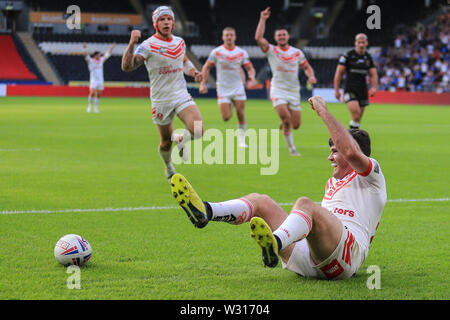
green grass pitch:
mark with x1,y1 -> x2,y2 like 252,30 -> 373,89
0,96 -> 448,300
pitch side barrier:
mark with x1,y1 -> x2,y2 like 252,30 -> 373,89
312,88 -> 450,105
1,84 -> 450,105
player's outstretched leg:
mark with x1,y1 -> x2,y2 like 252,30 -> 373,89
170,173 -> 208,228
250,217 -> 279,268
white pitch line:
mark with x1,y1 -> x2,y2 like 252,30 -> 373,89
0,148 -> 40,152
0,206 -> 178,215
1,198 -> 448,215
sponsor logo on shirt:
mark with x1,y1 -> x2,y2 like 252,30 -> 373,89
159,65 -> 183,75
332,207 -> 355,217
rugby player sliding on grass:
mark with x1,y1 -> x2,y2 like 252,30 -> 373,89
170,96 -> 387,280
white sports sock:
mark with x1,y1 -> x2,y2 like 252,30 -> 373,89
94,98 -> 99,111
350,120 -> 360,128
208,198 -> 254,225
238,123 -> 246,144
88,97 -> 92,107
159,148 -> 174,171
283,132 -> 295,150
238,123 -> 247,132
273,209 -> 312,250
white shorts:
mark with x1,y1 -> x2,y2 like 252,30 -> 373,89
90,82 -> 104,91
282,224 -> 366,280
151,92 -> 196,126
270,88 -> 301,111
217,93 -> 247,105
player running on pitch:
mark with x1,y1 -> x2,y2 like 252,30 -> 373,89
83,41 -> 116,113
170,95 -> 387,280
334,33 -> 378,129
199,27 -> 257,148
121,6 -> 203,181
255,7 -> 317,156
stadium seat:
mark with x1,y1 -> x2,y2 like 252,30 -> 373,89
0,34 -> 38,80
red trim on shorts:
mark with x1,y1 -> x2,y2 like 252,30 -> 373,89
342,231 -> 355,266
358,158 -> 373,176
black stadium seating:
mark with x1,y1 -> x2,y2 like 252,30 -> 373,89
25,0 -> 447,92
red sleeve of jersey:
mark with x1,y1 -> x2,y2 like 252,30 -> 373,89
262,44 -> 270,53
358,158 -> 373,177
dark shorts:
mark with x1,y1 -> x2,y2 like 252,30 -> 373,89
344,89 -> 369,107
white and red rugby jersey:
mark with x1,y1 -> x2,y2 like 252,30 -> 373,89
88,53 -> 110,84
264,44 -> 307,94
135,34 -> 189,102
321,158 -> 387,252
207,45 -> 251,96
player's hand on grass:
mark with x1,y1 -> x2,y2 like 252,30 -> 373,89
129,30 -> 141,45
308,96 -> 328,115
260,7 -> 271,20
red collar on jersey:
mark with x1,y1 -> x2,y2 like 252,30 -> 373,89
222,44 -> 236,51
276,45 -> 290,52
153,33 -> 173,42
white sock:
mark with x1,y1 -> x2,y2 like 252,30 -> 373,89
350,120 -> 360,128
88,97 -> 92,108
238,123 -> 246,144
207,198 -> 254,225
94,98 -> 99,111
283,132 -> 295,150
238,123 -> 246,132
273,209 -> 312,250
159,148 -> 175,172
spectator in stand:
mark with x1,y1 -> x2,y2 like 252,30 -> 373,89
375,8 -> 450,92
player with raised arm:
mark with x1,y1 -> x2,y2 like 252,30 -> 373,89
169,95 -> 387,280
121,6 -> 203,181
334,33 -> 378,129
83,41 -> 116,113
255,7 -> 317,156
199,27 -> 256,148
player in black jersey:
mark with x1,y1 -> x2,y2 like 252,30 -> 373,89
334,33 -> 378,129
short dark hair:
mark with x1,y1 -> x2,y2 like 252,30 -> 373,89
328,129 -> 371,157
274,27 -> 289,34
91,51 -> 100,57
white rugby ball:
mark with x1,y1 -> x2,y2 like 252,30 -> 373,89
54,234 -> 92,266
